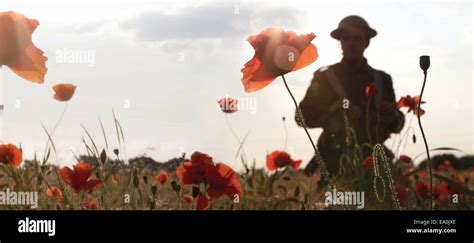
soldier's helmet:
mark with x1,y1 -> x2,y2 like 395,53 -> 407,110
331,15 -> 377,40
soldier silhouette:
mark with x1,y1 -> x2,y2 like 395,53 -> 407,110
297,15 -> 405,176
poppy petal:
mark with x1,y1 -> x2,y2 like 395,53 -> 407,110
291,44 -> 318,72
84,179 -> 103,191
241,57 -> 277,92
197,193 -> 210,210
73,162 -> 92,185
292,160 -> 302,170
59,167 -> 74,187
8,44 -> 47,84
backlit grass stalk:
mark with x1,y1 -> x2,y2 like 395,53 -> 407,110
372,144 -> 400,210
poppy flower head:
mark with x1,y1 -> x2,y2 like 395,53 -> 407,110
59,161 -> 103,193
81,196 -> 98,210
218,97 -> 238,113
0,144 -> 23,168
183,195 -> 194,204
53,83 -> 76,102
397,95 -> 426,116
266,150 -> 302,171
45,186 -> 63,204
156,171 -> 168,185
0,11 -> 48,83
363,155 -> 374,170
205,163 -> 242,200
399,155 -> 412,164
395,184 -> 408,203
364,83 -> 376,98
241,28 -> 318,92
176,151 -> 214,185
415,181 -> 429,200
196,193 -> 210,210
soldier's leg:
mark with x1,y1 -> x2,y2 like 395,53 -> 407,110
304,147 -> 342,182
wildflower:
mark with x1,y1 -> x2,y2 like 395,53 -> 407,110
155,171 -> 168,185
176,152 -> 213,185
266,151 -> 302,171
59,161 -> 103,193
217,97 -> 238,113
183,195 -> 194,204
196,193 -> 210,210
45,186 -> 63,204
0,144 -> 22,168
364,83 -> 376,98
415,181 -> 429,200
397,95 -> 426,116
241,28 -> 318,92
0,11 -> 48,83
362,155 -> 373,170
81,196 -> 98,210
52,83 -> 76,101
206,163 -> 242,200
399,155 -> 412,164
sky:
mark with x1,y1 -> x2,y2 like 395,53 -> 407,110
0,0 -> 472,170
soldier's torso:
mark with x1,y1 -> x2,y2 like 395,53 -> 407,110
317,59 -> 390,151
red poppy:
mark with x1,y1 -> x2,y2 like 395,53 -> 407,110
206,163 -> 242,200
266,151 -> 302,171
176,152 -> 214,185
0,11 -> 48,83
59,161 -> 103,193
415,181 -> 429,200
0,144 -> 22,168
395,184 -> 408,203
397,95 -> 426,116
183,195 -> 194,204
218,97 -> 238,113
52,83 -> 76,102
364,83 -> 376,98
196,193 -> 210,210
363,156 -> 373,170
399,155 -> 412,164
81,196 -> 98,210
438,160 -> 453,171
437,182 -> 450,197
45,186 -> 63,204
156,171 -> 168,185
241,28 -> 318,92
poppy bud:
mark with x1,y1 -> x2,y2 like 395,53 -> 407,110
419,55 -> 430,73
192,186 -> 200,198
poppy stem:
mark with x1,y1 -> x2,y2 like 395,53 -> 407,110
224,113 -> 248,163
280,75 -> 335,190
417,71 -> 433,210
51,102 -> 68,136
42,102 -> 68,161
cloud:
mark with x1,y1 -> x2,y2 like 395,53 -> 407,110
120,3 -> 307,42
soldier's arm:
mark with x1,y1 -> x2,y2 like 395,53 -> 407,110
296,68 -> 338,128
382,73 -> 405,133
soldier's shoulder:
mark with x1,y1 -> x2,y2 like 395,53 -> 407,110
371,67 -> 392,80
314,63 -> 338,74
